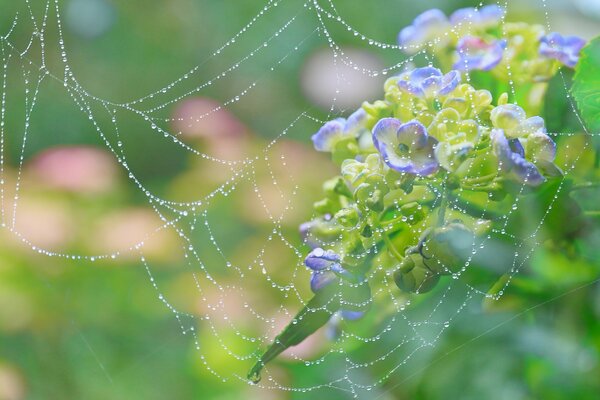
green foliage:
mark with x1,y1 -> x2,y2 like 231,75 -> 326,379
573,37 -> 600,135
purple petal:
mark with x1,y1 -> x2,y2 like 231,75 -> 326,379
299,221 -> 319,249
396,120 -> 428,148
398,9 -> 449,50
509,138 -> 525,158
311,118 -> 345,152
372,117 -> 403,154
311,270 -> 338,292
491,128 -> 513,173
410,66 -> 443,83
439,70 -> 461,95
478,5 -> 505,26
414,9 -> 448,28
540,32 -> 587,68
398,25 -> 418,48
398,67 -> 459,98
305,247 -> 341,270
449,7 -> 477,25
454,37 -> 506,72
491,129 -> 545,186
510,154 -> 546,186
450,5 -> 504,27
397,79 -> 424,97
340,310 -> 365,320
378,120 -> 439,175
410,138 -> 440,175
344,108 -> 367,136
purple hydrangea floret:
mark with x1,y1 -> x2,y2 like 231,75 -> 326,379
398,9 -> 450,50
454,36 -> 507,71
450,5 -> 504,27
398,67 -> 461,98
372,118 -> 439,176
305,248 -> 353,292
539,32 -> 586,68
311,108 -> 367,152
491,129 -> 545,186
304,247 -> 341,270
340,310 -> 365,320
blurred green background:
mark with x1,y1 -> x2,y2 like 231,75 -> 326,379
0,1 -> 599,399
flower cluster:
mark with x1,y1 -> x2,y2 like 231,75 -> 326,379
248,8 -> 591,381
399,6 -> 586,85
299,64 -> 564,310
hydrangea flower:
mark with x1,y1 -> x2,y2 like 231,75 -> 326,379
372,118 -> 439,175
341,153 -> 382,188
454,36 -> 507,71
311,108 -> 367,152
304,248 -> 352,292
490,104 -> 546,139
398,9 -> 451,52
524,132 -> 557,164
539,32 -> 586,68
491,129 -> 545,186
397,67 -> 460,99
449,5 -> 504,28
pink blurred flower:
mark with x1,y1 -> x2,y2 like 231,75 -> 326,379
172,97 -> 251,161
13,199 -> 75,250
90,208 -> 180,262
28,146 -> 118,193
0,363 -> 26,400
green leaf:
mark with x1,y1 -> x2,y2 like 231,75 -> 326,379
544,69 -> 580,133
572,36 -> 600,134
247,280 -> 371,384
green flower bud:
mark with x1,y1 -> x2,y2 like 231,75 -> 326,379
341,153 -> 383,188
343,233 -> 366,259
421,223 -> 475,274
331,137 -> 360,164
323,176 -> 352,198
313,198 -> 337,215
393,253 -> 440,294
362,100 -> 393,121
354,176 -> 388,212
335,207 -> 360,227
400,202 -> 425,225
311,221 -> 342,242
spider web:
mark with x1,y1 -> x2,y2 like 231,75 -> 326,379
0,0 -> 594,398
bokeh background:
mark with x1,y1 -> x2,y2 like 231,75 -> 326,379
0,1 -> 599,399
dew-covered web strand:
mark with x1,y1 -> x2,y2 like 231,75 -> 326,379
0,0 -> 595,397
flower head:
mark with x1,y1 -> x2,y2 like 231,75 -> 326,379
491,104 -> 548,139
450,5 -> 504,28
398,9 -> 451,53
454,36 -> 506,71
524,132 -> 556,163
372,118 -> 438,176
539,32 -> 586,68
491,129 -> 545,186
311,108 -> 367,152
398,67 -> 460,98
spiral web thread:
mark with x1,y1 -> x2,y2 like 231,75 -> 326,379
0,0 -> 593,397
